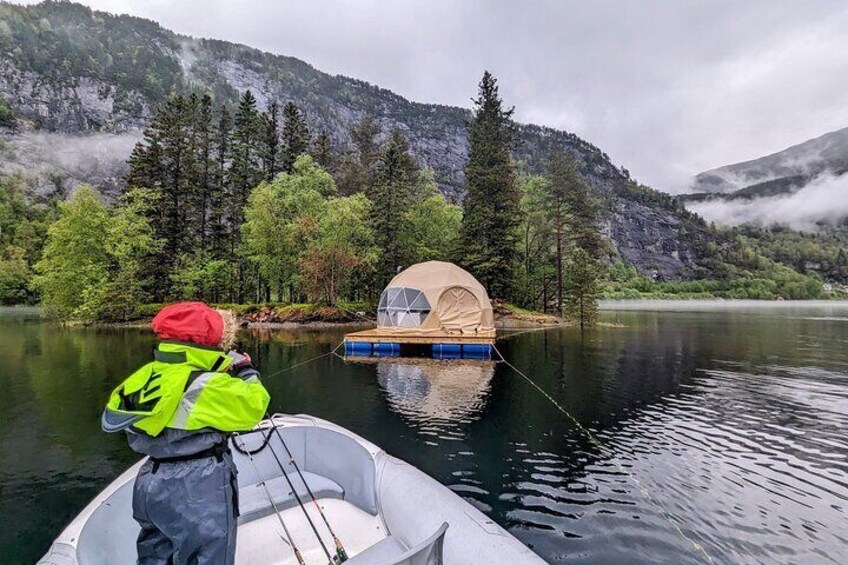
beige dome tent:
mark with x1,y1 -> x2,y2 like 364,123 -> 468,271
376,261 -> 494,334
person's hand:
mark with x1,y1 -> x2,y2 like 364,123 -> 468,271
227,350 -> 252,367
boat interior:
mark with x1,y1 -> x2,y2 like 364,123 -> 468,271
72,416 -> 447,564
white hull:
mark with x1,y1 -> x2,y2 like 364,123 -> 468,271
38,414 -> 544,565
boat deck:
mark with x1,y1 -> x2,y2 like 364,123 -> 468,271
344,328 -> 496,345
236,499 -> 386,564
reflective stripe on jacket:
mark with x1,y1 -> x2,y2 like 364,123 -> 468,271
102,341 -> 270,437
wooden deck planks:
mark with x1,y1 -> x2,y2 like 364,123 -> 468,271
344,328 -> 496,345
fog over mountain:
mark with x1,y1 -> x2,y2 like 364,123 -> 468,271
682,126 -> 848,230
687,173 -> 848,231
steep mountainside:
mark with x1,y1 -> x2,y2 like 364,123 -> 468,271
0,0 -> 728,280
682,126 -> 848,230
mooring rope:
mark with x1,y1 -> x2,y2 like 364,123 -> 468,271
260,341 -> 345,380
491,343 -> 714,563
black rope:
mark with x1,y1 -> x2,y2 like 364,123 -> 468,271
231,426 -> 273,455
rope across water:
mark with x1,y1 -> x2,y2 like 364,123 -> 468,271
491,343 -> 713,563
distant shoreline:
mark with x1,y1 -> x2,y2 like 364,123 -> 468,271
599,298 -> 848,311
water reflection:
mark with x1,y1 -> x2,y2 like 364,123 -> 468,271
373,359 -> 494,424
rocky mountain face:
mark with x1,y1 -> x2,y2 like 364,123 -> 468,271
681,126 -> 848,230
0,0 -> 725,280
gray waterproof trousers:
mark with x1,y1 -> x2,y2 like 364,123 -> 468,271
132,451 -> 239,565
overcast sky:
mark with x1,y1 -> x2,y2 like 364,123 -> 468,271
13,0 -> 848,191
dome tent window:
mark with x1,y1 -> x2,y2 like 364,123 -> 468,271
377,287 -> 431,328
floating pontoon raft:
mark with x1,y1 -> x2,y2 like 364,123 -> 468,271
344,261 -> 496,359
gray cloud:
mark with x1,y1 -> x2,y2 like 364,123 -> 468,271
11,0 -> 848,192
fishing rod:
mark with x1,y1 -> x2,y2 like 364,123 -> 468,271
267,415 -> 350,562
234,340 -> 348,561
263,425 -> 336,564
233,432 -> 306,565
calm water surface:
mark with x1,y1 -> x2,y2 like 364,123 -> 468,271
1,302 -> 847,564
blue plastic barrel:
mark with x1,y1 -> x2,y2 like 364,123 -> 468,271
373,342 -> 400,357
433,343 -> 461,359
462,344 -> 492,359
345,341 -> 373,356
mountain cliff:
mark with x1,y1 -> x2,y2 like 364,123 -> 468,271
0,0 -> 729,280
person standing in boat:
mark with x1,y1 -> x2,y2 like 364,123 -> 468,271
101,302 -> 270,565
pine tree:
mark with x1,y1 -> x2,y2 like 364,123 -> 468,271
194,94 -> 214,256
279,102 -> 310,173
563,247 -> 599,329
371,128 -> 421,287
229,91 -> 262,301
261,101 -> 280,180
458,71 -> 521,299
562,160 -> 604,261
125,94 -> 194,299
350,114 -> 380,169
311,130 -> 334,170
210,104 -> 231,261
337,115 -> 381,196
517,175 -> 555,312
545,153 -> 589,315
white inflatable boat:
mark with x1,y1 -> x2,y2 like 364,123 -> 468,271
38,414 -> 544,564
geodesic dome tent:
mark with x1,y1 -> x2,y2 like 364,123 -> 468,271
376,261 -> 494,334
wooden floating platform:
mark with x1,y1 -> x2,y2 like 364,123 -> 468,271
344,328 -> 496,345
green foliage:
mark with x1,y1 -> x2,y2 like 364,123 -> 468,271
0,173 -> 56,304
563,248 -> 600,327
735,225 -> 848,283
33,186 -> 163,322
514,151 -> 605,319
335,115 -> 380,196
515,175 -> 555,310
241,155 -> 329,300
300,194 -> 378,304
398,193 -> 462,265
542,152 -> 604,316
33,186 -> 109,319
604,260 -> 826,300
0,257 -> 30,305
311,130 -> 335,171
77,188 -> 163,321
371,128 -> 423,286
169,255 -> 230,303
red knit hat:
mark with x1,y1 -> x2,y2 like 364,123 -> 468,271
152,302 -> 224,347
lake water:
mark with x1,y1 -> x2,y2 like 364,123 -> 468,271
1,302 -> 847,564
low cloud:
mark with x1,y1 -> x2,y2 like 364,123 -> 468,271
687,173 -> 848,231
1,131 -> 140,196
